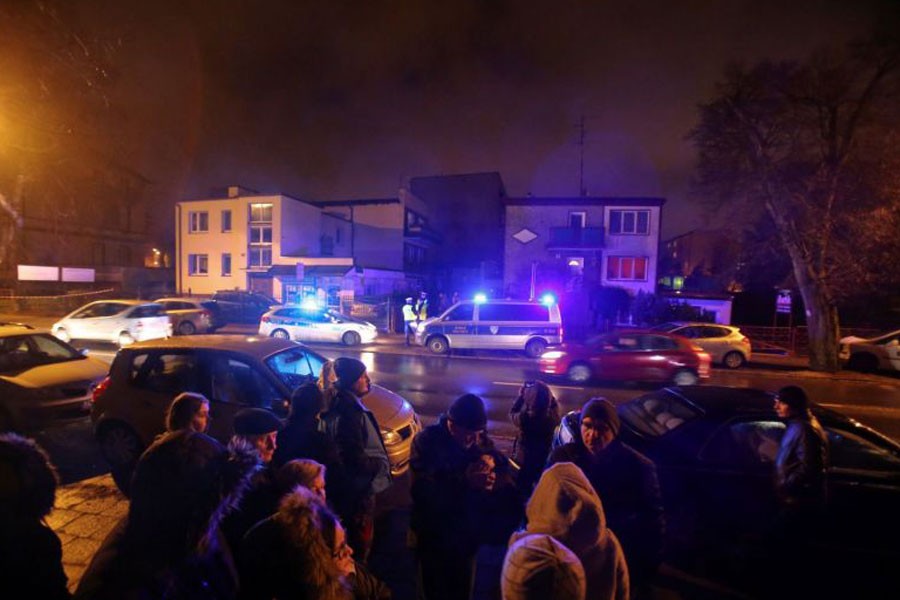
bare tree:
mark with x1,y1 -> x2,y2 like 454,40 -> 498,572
689,35 -> 900,371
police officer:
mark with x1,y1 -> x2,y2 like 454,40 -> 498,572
402,297 -> 417,346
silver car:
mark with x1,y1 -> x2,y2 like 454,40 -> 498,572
651,322 -> 752,368
155,297 -> 224,335
52,300 -> 172,347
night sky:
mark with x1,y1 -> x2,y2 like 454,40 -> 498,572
19,0 -> 899,243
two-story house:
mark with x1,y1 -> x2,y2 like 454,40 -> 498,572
504,196 -> 665,300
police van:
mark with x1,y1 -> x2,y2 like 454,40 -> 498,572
414,298 -> 562,357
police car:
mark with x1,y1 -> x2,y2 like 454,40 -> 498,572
415,295 -> 562,357
258,304 -> 378,346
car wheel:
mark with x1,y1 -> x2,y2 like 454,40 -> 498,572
117,331 -> 135,347
847,352 -> 878,373
98,423 -> 144,496
177,321 -> 196,335
525,338 -> 548,358
723,351 -> 745,369
567,363 -> 592,384
54,327 -> 70,343
427,336 -> 449,354
270,328 -> 290,340
673,369 -> 699,386
342,331 -> 361,346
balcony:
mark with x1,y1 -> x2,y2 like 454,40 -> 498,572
404,224 -> 443,244
546,226 -> 604,250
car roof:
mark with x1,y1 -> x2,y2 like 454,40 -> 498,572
154,297 -> 212,303
121,334 -> 305,357
0,323 -> 38,337
657,385 -> 776,417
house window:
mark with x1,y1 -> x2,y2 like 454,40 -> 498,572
222,253 -> 232,276
609,210 -> 650,235
188,211 -> 209,233
188,254 -> 209,275
248,203 -> 273,268
569,212 -> 586,228
607,256 -> 648,281
221,210 -> 232,232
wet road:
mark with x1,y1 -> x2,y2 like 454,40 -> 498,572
27,338 -> 900,484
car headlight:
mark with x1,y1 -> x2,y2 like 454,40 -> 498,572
541,351 -> 566,359
381,428 -> 402,446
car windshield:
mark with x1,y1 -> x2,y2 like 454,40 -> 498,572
0,333 -> 83,372
620,392 -> 701,437
264,346 -> 327,390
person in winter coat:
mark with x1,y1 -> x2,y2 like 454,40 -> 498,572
547,397 -> 663,593
272,382 -> 340,473
319,357 -> 391,563
277,458 -> 329,503
0,433 -> 71,600
402,297 -> 418,345
75,430 -> 258,600
509,380 -> 560,495
319,359 -> 339,411
165,391 -> 211,433
239,486 -> 391,600
409,393 -> 495,600
510,462 -> 629,600
501,533 -> 586,600
773,386 -> 829,514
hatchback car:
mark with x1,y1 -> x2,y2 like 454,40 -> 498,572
90,335 -> 420,493
211,290 -> 279,324
154,297 -> 225,335
259,306 -> 378,346
651,322 -> 751,368
538,330 -> 711,385
839,328 -> 900,373
52,300 -> 172,347
554,386 -> 900,591
0,323 -> 108,431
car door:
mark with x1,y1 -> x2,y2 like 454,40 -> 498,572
199,352 -> 287,441
93,302 -> 129,341
123,350 -> 204,442
441,303 -> 477,349
589,333 -> 650,380
696,326 -> 730,363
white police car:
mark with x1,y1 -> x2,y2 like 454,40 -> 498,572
258,305 -> 378,346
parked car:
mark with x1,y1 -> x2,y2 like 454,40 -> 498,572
538,330 -> 711,385
839,328 -> 900,373
154,297 -> 225,335
259,306 -> 378,346
90,335 -> 420,493
651,322 -> 751,368
52,300 -> 172,347
554,386 -> 900,589
211,290 -> 279,324
0,323 -> 109,431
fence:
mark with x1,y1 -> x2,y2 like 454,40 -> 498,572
0,288 -> 119,316
737,325 -> 884,357
347,297 -> 393,332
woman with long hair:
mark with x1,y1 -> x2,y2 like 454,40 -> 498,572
165,391 -> 211,433
509,380 -> 560,494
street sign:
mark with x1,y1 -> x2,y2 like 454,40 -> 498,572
776,289 -> 792,314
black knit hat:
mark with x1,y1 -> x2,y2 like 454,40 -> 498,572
448,393 -> 487,431
579,397 -> 620,436
776,386 -> 809,412
333,357 -> 367,388
233,408 -> 283,436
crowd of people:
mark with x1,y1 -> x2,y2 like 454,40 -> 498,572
0,370 -> 828,600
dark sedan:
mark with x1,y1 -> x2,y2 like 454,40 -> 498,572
555,386 -> 900,591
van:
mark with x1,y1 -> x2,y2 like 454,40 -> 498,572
414,299 -> 562,357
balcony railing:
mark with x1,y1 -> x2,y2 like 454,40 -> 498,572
405,224 -> 443,243
547,226 -> 604,249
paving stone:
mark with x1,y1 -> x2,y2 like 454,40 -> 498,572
46,507 -> 81,530
62,536 -> 102,565
64,564 -> 85,594
61,513 -> 110,538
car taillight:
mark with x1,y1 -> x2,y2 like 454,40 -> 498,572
740,336 -> 749,344
201,309 -> 212,319
261,315 -> 270,323
92,376 -> 111,404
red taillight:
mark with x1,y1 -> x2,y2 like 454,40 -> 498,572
92,376 -> 111,404
200,309 -> 212,319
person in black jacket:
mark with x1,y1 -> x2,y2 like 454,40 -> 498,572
509,380 -> 560,495
547,397 -> 664,596
409,393 -> 494,600
319,357 -> 391,564
273,382 -> 340,474
0,433 -> 70,600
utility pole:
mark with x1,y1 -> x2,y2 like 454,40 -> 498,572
578,115 -> 586,197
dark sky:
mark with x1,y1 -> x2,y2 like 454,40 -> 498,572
95,0 -> 895,242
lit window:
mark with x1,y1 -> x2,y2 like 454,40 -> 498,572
222,253 -> 232,276
250,203 -> 273,223
188,211 -> 209,233
188,254 -> 208,275
221,210 -> 232,232
608,210 -> 650,235
607,256 -> 648,281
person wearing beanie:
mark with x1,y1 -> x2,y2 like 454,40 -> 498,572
508,463 -> 629,600
319,356 -> 391,563
410,393 -> 497,600
501,533 -> 587,600
548,398 -> 663,594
